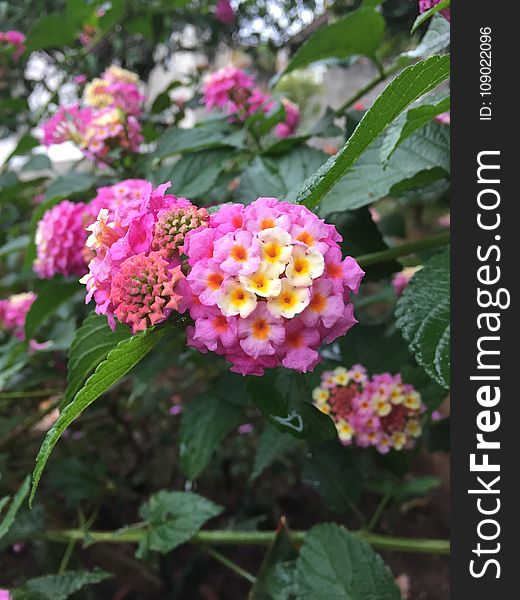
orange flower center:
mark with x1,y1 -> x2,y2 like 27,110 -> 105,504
287,331 -> 304,348
252,318 -> 270,340
231,245 -> 247,261
309,293 -> 326,313
260,218 -> 275,229
326,263 -> 342,279
297,231 -> 314,246
213,316 -> 228,334
207,272 -> 224,290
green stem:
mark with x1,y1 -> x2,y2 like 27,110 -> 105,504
335,61 -> 402,115
41,527 -> 450,555
0,389 -> 60,400
355,232 -> 450,268
366,493 -> 392,533
58,538 -> 76,574
202,546 -> 256,584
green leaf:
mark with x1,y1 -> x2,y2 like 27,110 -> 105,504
22,155 -> 52,172
64,314 -> 131,406
44,172 -> 97,202
25,15 -> 79,52
411,0 -> 450,33
153,121 -> 242,159
0,235 -> 29,259
301,442 -> 362,513
335,208 -> 402,280
404,15 -> 450,60
339,323 -> 411,375
396,248 -> 450,389
380,92 -> 450,163
0,505 -> 45,552
98,0 -> 127,33
251,423 -> 300,481
296,54 -> 451,210
247,371 -> 337,441
0,476 -> 30,541
283,8 -> 385,75
239,145 -> 327,203
48,457 -> 107,504
179,393 -> 243,479
319,122 -> 449,215
309,107 -> 343,138
137,491 -> 223,557
25,280 -> 81,340
30,327 -> 166,504
368,475 -> 441,504
295,523 -> 401,599
9,134 -> 39,158
154,148 -> 235,199
249,519 -> 299,600
11,568 -> 111,600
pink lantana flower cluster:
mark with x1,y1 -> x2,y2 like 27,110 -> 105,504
34,200 -> 94,279
182,197 -> 364,375
202,66 -> 300,137
84,66 -> 144,116
0,292 -> 36,340
419,0 -> 450,21
80,182 -> 208,333
392,266 -> 422,297
312,366 -> 426,453
40,66 -> 144,165
0,30 -> 26,60
34,180 -> 150,279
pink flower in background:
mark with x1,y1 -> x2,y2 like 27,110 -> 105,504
0,292 -> 36,340
419,0 -> 450,21
183,197 -> 364,375
0,589 -> 12,600
80,108 -> 143,165
81,182 -> 193,331
0,30 -> 26,60
215,0 -> 235,24
40,104 -> 92,146
437,213 -> 450,228
40,66 -> 144,165
275,98 -> 300,138
34,200 -> 94,279
369,207 -> 381,223
436,111 -> 450,125
238,423 -> 254,434
202,66 -> 300,131
73,74 -> 87,85
202,66 -> 255,112
312,367 -> 426,452
392,266 -> 422,297
84,66 -> 145,116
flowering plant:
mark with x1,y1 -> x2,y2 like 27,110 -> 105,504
0,1 -> 451,597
